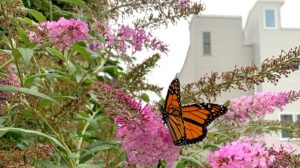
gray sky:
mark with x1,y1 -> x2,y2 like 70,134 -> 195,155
145,0 -> 300,100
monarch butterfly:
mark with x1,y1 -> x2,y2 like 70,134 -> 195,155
161,78 -> 228,146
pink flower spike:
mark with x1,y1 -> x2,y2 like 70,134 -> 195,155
89,22 -> 168,54
225,91 -> 300,123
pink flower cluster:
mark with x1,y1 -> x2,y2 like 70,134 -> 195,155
89,22 -> 168,54
170,0 -> 193,9
180,0 -> 191,9
226,91 -> 300,123
0,54 -> 20,108
116,104 -> 180,168
208,137 -> 295,168
93,81 -> 180,167
29,17 -> 89,50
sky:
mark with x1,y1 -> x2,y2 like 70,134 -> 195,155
144,0 -> 300,100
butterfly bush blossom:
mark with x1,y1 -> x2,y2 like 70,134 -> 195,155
89,22 -> 168,54
0,54 -> 20,109
225,91 -> 300,123
92,81 -> 180,168
180,0 -> 191,9
29,17 -> 89,50
208,137 -> 296,168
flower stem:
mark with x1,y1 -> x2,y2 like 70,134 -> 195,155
14,58 -> 23,87
33,109 -> 76,167
75,109 -> 100,165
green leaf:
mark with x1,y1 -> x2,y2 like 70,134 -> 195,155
0,49 -> 11,56
17,28 -> 30,45
76,111 -> 90,121
0,58 -> 13,71
12,48 -> 21,59
207,131 -> 232,140
175,160 -> 187,168
202,142 -> 219,150
16,17 -> 37,25
103,66 -> 123,78
27,9 -> 47,22
12,48 -> 34,65
34,159 -> 60,168
175,156 -> 204,168
80,140 -> 119,163
24,72 -> 69,88
140,93 -> 150,102
0,85 -> 58,104
80,145 -> 117,163
0,127 -> 68,153
39,95 -> 75,107
75,72 -> 84,83
97,35 -> 106,43
78,163 -> 104,168
65,61 -> 76,74
0,0 -> 15,3
59,0 -> 86,7
46,47 -> 64,60
0,129 -> 7,138
0,117 -> 4,127
72,43 -> 93,63
77,111 -> 90,120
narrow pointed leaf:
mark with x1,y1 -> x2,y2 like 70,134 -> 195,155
12,48 -> 34,65
0,127 -> 68,153
46,47 -> 64,60
0,85 -> 58,104
27,9 -> 47,22
59,0 -> 86,7
175,156 -> 204,168
80,141 -> 119,163
77,163 -> 103,168
34,159 -> 60,168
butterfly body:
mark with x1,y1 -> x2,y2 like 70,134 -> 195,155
161,78 -> 228,146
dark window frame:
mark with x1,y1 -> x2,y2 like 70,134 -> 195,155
203,32 -> 211,55
280,114 -> 293,139
292,63 -> 299,70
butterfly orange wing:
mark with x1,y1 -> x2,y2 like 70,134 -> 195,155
162,78 -> 186,146
181,103 -> 227,144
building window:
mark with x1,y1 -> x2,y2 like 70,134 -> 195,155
293,63 -> 299,70
264,9 -> 276,28
203,32 -> 211,55
280,114 -> 293,138
297,115 -> 300,122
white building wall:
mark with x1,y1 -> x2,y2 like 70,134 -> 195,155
179,16 -> 254,103
180,0 -> 300,150
246,1 -> 300,148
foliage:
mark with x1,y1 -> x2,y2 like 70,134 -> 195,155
0,0 -> 299,168
181,48 -> 300,102
81,0 -> 203,28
